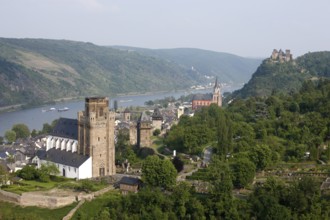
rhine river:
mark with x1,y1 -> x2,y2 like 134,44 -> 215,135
0,86 -> 239,137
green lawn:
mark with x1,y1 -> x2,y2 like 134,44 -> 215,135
2,177 -> 108,195
150,136 -> 171,157
3,179 -> 60,195
0,201 -> 76,220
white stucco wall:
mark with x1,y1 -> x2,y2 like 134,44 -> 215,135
46,136 -> 78,152
77,157 -> 92,179
38,157 -> 92,180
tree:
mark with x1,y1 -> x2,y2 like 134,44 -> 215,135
172,156 -> 184,172
41,123 -> 53,134
17,165 -> 38,180
248,144 -> 272,171
4,130 -> 16,143
113,100 -> 118,112
12,123 -> 30,139
38,163 -> 60,182
31,129 -> 38,137
208,158 -> 233,198
0,164 -> 9,186
216,110 -> 233,158
230,158 -> 256,188
171,182 -> 192,218
153,129 -> 161,136
142,156 -> 177,189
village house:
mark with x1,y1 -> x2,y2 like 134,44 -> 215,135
119,176 -> 141,195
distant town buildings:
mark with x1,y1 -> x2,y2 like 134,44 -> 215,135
271,49 -> 293,62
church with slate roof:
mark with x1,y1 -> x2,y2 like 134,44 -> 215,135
192,77 -> 222,110
33,97 -> 116,179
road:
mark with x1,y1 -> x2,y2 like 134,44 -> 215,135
177,146 -> 213,181
203,147 -> 212,164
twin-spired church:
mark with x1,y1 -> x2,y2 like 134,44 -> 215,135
33,97 -> 116,179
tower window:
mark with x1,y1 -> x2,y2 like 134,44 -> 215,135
99,168 -> 105,176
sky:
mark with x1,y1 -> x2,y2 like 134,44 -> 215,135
0,0 -> 329,57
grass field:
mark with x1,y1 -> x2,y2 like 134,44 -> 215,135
0,201 -> 76,220
3,180 -> 61,195
71,191 -> 121,219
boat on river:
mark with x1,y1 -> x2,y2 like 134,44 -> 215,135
42,107 -> 56,112
58,107 -> 69,112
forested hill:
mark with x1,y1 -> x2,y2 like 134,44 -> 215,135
232,51 -> 330,99
0,38 -> 261,108
112,46 -> 262,84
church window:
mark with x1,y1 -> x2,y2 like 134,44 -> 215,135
74,168 -> 76,173
98,137 -> 100,141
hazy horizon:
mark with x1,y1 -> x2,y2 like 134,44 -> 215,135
1,0 -> 330,57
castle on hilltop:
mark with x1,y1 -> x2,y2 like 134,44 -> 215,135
271,49 -> 293,62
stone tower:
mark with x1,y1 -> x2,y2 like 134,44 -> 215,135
123,108 -> 131,122
212,77 -> 222,107
137,111 -> 152,148
152,108 -> 163,131
77,97 -> 116,177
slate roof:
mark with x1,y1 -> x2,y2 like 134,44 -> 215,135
0,151 -> 8,159
152,108 -> 163,120
0,160 -> 10,172
192,93 -> 213,101
51,118 -> 78,140
120,176 -> 141,186
38,148 -> 89,168
35,149 -> 47,159
139,111 -> 151,122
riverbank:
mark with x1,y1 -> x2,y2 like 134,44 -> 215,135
0,96 -> 83,114
0,89 -> 187,114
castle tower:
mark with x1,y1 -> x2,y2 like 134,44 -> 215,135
152,108 -> 163,131
78,97 -> 116,177
123,108 -> 131,122
212,77 -> 222,107
137,111 -> 152,148
285,49 -> 292,61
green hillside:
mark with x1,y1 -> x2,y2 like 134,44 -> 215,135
112,46 -> 262,84
0,38 -> 202,108
0,38 -> 261,108
232,51 -> 330,99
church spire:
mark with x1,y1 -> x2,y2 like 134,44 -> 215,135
214,77 -> 218,89
214,76 -> 220,90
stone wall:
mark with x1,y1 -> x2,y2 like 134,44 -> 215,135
0,185 -> 114,209
20,193 -> 77,209
0,189 -> 20,204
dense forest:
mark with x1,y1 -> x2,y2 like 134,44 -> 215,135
68,79 -> 330,220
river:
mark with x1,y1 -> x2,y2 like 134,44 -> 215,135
0,86 -> 240,137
